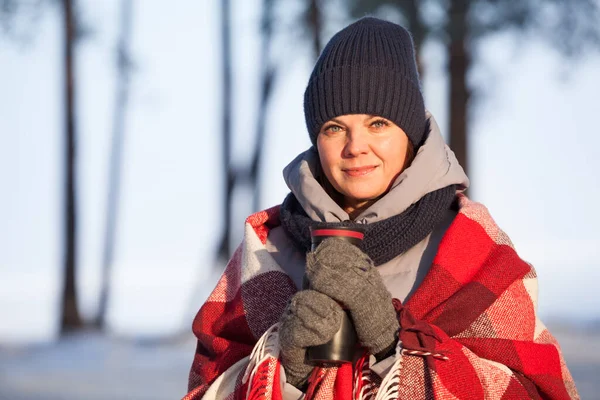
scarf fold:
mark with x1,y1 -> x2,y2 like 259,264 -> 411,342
279,185 -> 457,266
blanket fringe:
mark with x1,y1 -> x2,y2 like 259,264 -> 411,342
240,327 -> 446,400
242,323 -> 281,398
305,367 -> 329,399
354,354 -> 376,400
372,340 -> 404,400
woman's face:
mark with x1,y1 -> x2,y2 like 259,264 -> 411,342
317,114 -> 410,212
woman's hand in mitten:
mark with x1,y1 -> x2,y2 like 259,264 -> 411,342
305,237 -> 399,357
278,289 -> 344,389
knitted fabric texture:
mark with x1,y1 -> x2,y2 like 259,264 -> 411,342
278,289 -> 344,388
304,17 -> 426,148
279,185 -> 457,266
305,238 -> 399,356
183,195 -> 579,399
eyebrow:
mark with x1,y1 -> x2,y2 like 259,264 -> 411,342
327,115 -> 381,123
365,115 -> 386,120
328,117 -> 344,125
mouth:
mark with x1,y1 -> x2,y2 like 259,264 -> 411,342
342,165 -> 378,177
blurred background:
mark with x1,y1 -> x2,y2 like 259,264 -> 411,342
1,0 -> 600,399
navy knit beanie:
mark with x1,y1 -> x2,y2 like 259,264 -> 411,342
304,17 -> 426,149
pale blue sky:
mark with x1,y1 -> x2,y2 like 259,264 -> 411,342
1,0 -> 599,343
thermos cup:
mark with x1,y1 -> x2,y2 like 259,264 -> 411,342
306,224 -> 365,364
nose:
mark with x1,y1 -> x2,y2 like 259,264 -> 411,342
344,129 -> 369,157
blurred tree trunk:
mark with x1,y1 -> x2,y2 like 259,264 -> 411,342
217,0 -> 233,262
405,0 -> 425,78
251,0 -> 276,212
60,0 -> 82,333
95,0 -> 133,329
447,0 -> 470,180
307,0 -> 322,59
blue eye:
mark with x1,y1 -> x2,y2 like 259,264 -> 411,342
323,124 -> 343,134
371,119 -> 389,129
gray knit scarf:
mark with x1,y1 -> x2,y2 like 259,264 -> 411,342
279,185 -> 457,266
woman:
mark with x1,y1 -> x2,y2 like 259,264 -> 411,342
184,17 -> 578,400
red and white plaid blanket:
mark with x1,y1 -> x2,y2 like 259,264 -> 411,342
183,194 -> 578,399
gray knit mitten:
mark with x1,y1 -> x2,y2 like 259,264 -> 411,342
278,289 -> 344,388
305,237 -> 399,357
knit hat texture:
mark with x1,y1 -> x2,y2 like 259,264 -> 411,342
304,17 -> 426,148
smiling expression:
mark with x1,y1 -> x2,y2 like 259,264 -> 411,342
317,114 -> 410,214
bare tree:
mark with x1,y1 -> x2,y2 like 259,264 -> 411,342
250,0 -> 277,212
95,0 -> 133,329
404,0 -> 426,77
60,0 -> 82,333
215,0 -> 278,262
216,0 -> 233,263
306,0 -> 323,59
1,0 -> 90,334
447,0 -> 470,179
184,0 -> 278,331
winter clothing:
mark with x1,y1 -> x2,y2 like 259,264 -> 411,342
183,195 -> 578,399
280,184 -> 456,266
304,17 -> 426,148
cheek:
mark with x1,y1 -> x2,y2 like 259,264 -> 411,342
318,154 -> 338,185
389,149 -> 407,172
379,139 -> 408,174
317,142 -> 338,173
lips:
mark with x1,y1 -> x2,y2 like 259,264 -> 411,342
342,165 -> 377,177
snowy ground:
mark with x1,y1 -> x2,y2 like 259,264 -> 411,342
0,324 -> 598,400
0,331 -> 196,400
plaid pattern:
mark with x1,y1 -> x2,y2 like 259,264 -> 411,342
183,194 -> 578,399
